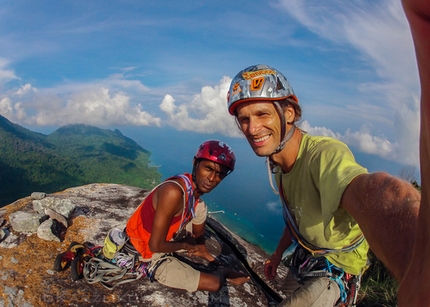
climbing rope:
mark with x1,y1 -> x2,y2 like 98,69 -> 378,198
83,257 -> 144,290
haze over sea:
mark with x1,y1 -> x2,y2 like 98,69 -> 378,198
120,126 -> 405,254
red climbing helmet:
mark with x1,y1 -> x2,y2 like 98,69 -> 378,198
195,140 -> 236,173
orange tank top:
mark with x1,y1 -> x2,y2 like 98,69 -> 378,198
126,173 -> 197,259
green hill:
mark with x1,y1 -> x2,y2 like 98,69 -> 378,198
0,115 -> 161,207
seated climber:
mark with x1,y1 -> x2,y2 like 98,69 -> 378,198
125,140 -> 249,292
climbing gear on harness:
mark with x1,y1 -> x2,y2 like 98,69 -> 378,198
111,252 -> 136,270
274,173 -> 365,305
287,244 -> 361,307
146,254 -> 172,282
336,273 -> 361,307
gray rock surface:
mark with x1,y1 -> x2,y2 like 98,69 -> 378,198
9,211 -> 44,233
0,183 -> 288,307
33,197 -> 76,218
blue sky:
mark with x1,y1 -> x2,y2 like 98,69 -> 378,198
0,0 -> 420,178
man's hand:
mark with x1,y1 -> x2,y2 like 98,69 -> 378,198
264,253 -> 282,280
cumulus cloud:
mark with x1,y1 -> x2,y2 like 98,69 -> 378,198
0,58 -> 19,86
0,66 -> 162,127
0,97 -> 13,116
15,83 -> 37,96
28,87 -> 161,126
300,119 -> 419,166
159,76 -> 240,137
2,85 -> 161,127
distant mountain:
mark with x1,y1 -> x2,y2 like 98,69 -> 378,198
0,115 -> 161,207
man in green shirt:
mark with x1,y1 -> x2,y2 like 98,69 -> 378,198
226,64 -> 421,306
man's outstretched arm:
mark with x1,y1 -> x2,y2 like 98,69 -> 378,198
341,172 -> 420,281
399,1 -> 430,306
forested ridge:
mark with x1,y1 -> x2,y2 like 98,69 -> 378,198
0,115 -> 161,207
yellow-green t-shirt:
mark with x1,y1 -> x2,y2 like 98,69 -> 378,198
275,133 -> 369,275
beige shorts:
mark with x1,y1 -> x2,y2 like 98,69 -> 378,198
151,253 -> 201,292
278,272 -> 340,307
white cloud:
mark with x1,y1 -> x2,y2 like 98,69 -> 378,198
0,58 -> 19,86
15,83 -> 37,96
159,76 -> 240,137
29,87 -> 161,127
0,68 -> 162,127
300,120 -> 419,167
0,97 -> 13,116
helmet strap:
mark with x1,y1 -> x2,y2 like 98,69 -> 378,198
192,160 -> 198,184
271,100 -> 296,155
192,159 -> 206,194
273,101 -> 286,145
273,124 -> 296,154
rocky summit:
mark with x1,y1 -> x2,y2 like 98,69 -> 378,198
0,183 -> 288,307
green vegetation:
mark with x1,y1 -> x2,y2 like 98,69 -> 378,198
358,251 -> 398,307
0,115 -> 161,207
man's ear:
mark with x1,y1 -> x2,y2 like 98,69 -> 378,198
285,105 -> 296,124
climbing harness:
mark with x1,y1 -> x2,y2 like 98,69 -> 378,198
287,244 -> 362,307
